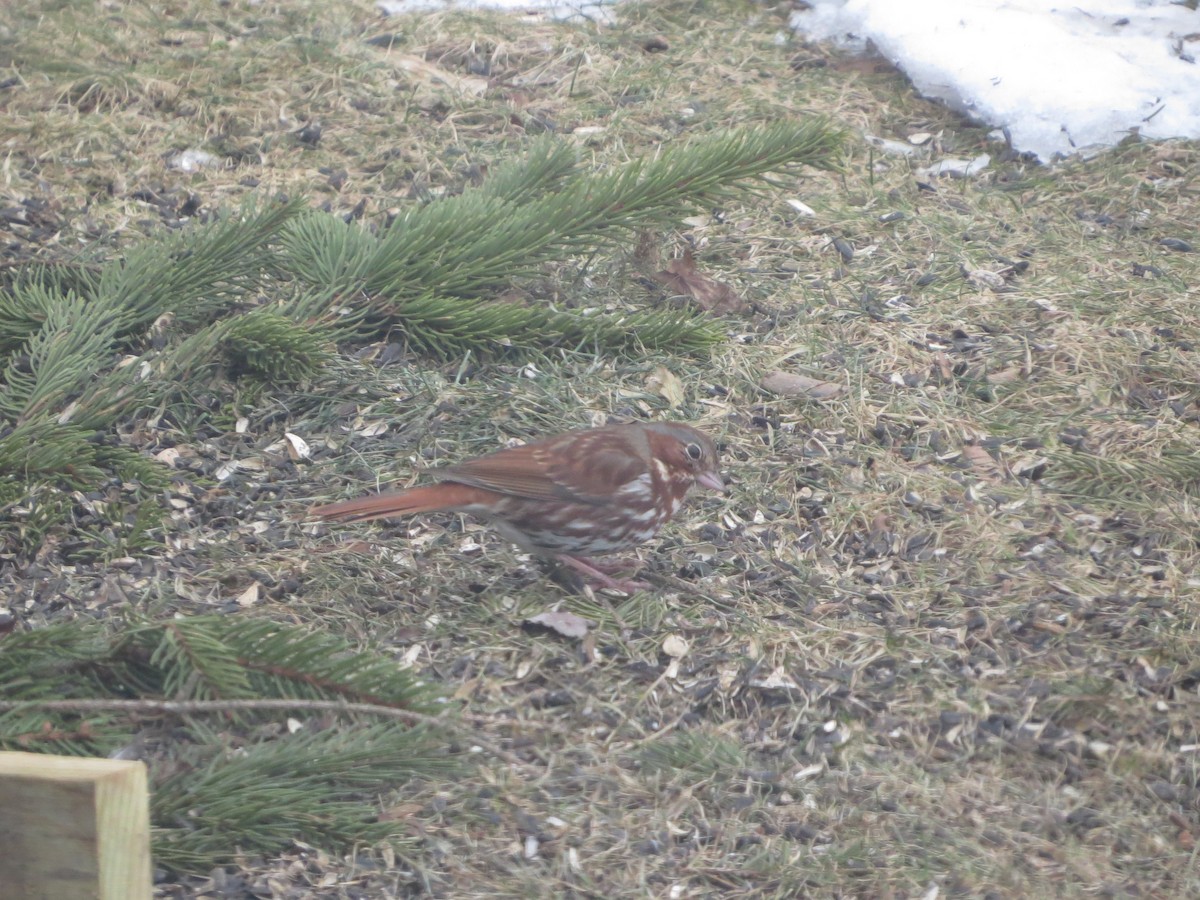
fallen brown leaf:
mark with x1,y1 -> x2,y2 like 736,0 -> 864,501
652,250 -> 748,314
645,366 -> 685,408
961,442 -> 1002,479
760,370 -> 846,400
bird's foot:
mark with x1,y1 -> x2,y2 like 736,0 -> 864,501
573,556 -> 641,575
558,555 -> 649,594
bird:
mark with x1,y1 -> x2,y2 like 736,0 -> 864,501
310,421 -> 724,593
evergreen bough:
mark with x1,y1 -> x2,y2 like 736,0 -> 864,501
0,615 -> 455,872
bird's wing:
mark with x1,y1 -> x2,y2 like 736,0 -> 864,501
443,427 -> 651,505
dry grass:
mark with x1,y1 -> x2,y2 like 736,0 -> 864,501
3,0 -> 1199,897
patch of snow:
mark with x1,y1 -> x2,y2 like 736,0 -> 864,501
792,0 -> 1200,162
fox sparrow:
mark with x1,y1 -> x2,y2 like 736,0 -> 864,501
311,421 -> 724,592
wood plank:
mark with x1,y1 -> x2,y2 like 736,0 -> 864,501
0,751 -> 152,900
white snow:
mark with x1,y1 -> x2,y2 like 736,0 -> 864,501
791,0 -> 1200,162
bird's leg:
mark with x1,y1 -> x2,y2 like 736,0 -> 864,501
558,555 -> 650,594
574,556 -> 641,575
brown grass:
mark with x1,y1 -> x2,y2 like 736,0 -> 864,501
3,0 -> 1198,896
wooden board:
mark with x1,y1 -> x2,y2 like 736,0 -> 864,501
0,751 -> 151,900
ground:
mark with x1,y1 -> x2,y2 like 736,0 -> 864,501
1,0 -> 1198,897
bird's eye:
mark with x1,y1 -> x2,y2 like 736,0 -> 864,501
686,442 -> 703,460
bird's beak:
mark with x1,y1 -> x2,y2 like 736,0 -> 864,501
696,471 -> 726,493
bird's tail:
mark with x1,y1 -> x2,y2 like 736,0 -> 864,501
310,483 -> 482,524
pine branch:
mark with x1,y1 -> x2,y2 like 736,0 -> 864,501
0,697 -> 552,772
221,617 -> 436,708
277,120 -> 844,355
367,120 -> 844,302
99,616 -> 437,709
151,722 -> 455,872
0,697 -> 448,723
98,199 -> 302,334
0,615 -> 467,871
0,202 -> 307,497
1048,445 -> 1200,502
222,308 -> 331,382
474,135 -> 580,202
0,423 -> 107,485
1,617 -> 441,736
344,289 -> 724,356
0,260 -> 102,352
0,292 -> 122,423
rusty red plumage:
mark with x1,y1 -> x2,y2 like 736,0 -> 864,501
310,421 -> 724,592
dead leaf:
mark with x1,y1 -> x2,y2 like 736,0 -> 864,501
1011,454 -> 1048,479
526,610 -> 592,639
717,663 -> 739,691
961,442 -> 1002,479
760,371 -> 846,400
645,366 -> 685,408
651,250 -> 748,314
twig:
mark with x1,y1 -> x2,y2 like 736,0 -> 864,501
0,698 -> 540,770
0,697 -> 431,721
